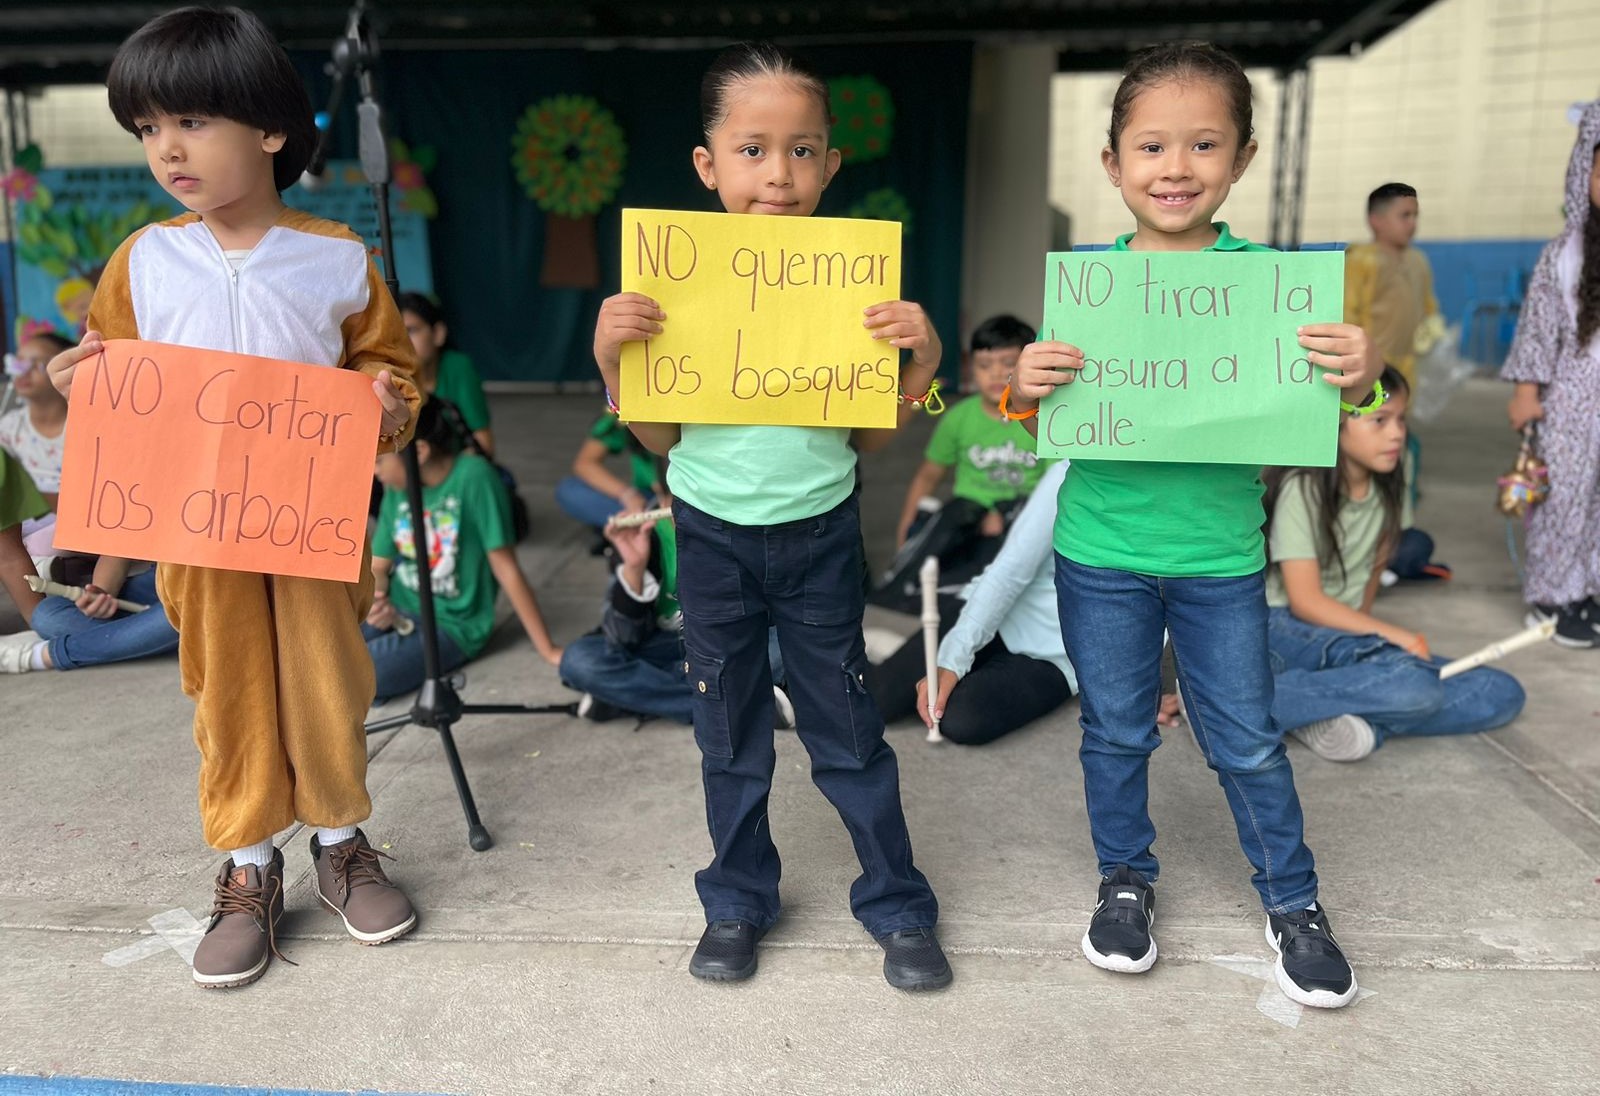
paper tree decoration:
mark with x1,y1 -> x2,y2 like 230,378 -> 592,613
828,76 -> 895,164
847,187 -> 913,233
512,95 -> 628,288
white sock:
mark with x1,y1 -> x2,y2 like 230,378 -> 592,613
230,839 -> 275,868
27,643 -> 48,671
316,825 -> 358,847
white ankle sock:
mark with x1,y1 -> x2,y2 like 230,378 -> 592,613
316,825 -> 358,847
230,840 -> 275,868
27,643 -> 48,671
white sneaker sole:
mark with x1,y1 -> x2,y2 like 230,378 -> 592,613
1081,906 -> 1158,974
1265,921 -> 1358,1008
314,876 -> 417,945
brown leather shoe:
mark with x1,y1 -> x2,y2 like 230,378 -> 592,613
311,830 -> 416,944
191,848 -> 287,989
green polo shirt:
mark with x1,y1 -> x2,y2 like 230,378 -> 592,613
1055,223 -> 1275,577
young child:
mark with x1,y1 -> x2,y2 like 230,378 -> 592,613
1503,101 -> 1600,648
368,398 -> 561,700
868,460 -> 1078,746
1009,42 -> 1382,1009
885,315 -> 1047,592
398,292 -> 494,457
0,556 -> 178,674
0,331 -> 71,559
46,6 -> 422,989
1344,183 -> 1439,389
591,41 -> 950,991
1264,369 -> 1525,760
555,411 -> 662,532
0,449 -> 47,628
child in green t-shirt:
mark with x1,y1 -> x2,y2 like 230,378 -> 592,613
878,315 -> 1046,603
0,448 -> 47,627
555,412 -> 663,532
398,292 -> 494,457
368,399 -> 560,701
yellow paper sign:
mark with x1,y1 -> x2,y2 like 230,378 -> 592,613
53,339 -> 380,582
619,209 -> 902,427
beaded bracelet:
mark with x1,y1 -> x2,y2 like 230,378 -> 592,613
1339,378 -> 1389,416
898,380 -> 946,414
604,386 -> 621,416
998,384 -> 1038,421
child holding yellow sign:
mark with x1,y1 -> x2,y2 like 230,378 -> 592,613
45,7 -> 421,990
591,42 -> 950,992
1008,42 -> 1382,1010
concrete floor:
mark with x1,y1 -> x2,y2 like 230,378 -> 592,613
2,378 -> 1597,1095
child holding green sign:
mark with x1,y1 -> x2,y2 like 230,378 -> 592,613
1005,42 -> 1382,1010
591,41 -> 950,992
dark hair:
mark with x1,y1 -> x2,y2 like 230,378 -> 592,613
21,331 -> 73,356
414,396 -> 464,457
1107,42 -> 1253,153
700,41 -> 830,142
1578,150 -> 1600,348
1367,182 -> 1418,215
397,291 -> 444,327
107,6 -> 317,193
1263,367 -> 1410,585
970,314 -> 1036,353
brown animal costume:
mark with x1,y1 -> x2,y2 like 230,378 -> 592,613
85,207 -> 420,850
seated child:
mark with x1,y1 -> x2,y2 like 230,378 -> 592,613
0,556 -> 178,673
559,489 -> 791,726
868,460 -> 1076,745
1,331 -> 71,559
555,411 -> 662,532
1264,369 -> 1525,761
367,398 -> 560,701
0,449 -> 47,630
398,292 -> 494,457
878,314 -> 1049,601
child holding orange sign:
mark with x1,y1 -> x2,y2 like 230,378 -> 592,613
591,42 -> 950,992
45,7 -> 421,990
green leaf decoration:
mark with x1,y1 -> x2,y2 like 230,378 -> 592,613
846,187 -> 913,233
511,95 -> 628,218
14,144 -> 43,174
827,76 -> 895,165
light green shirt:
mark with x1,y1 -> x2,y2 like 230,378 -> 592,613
1054,223 -> 1277,577
667,423 -> 855,525
925,395 -> 1050,509
1266,471 -> 1411,610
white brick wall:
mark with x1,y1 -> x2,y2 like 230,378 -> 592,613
1049,0 -> 1600,246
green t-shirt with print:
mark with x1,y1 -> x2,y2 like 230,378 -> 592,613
434,350 -> 491,433
1266,471 -> 1412,610
1054,223 -> 1279,577
374,453 -> 512,658
926,395 -> 1048,509
590,414 -> 658,495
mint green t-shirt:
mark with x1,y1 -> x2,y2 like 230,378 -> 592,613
1266,471 -> 1412,610
1054,223 -> 1277,577
374,453 -> 512,657
668,423 -> 855,525
926,395 -> 1049,509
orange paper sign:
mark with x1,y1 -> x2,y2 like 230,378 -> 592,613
54,339 -> 380,582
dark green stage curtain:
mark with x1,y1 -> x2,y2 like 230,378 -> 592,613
298,44 -> 971,384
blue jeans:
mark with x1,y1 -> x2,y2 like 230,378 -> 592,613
1267,608 -> 1526,744
560,626 -> 786,725
30,569 -> 179,670
1056,556 -> 1319,915
362,615 -> 469,702
556,476 -> 656,530
674,493 -> 938,936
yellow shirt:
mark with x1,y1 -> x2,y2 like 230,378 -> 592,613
1343,243 -> 1438,382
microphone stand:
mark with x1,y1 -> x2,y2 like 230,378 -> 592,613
327,2 -> 570,852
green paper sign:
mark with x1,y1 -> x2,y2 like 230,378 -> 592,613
1037,251 -> 1345,466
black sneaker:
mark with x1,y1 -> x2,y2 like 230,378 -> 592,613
1548,604 -> 1600,649
1266,903 -> 1358,1008
1081,865 -> 1157,973
688,919 -> 763,981
876,927 -> 953,991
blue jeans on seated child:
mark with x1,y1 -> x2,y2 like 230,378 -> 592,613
555,475 -> 656,530
1267,608 -> 1526,743
560,626 -> 786,724
362,616 -> 468,702
30,569 -> 179,670
1056,556 -> 1319,915
674,492 -> 939,937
